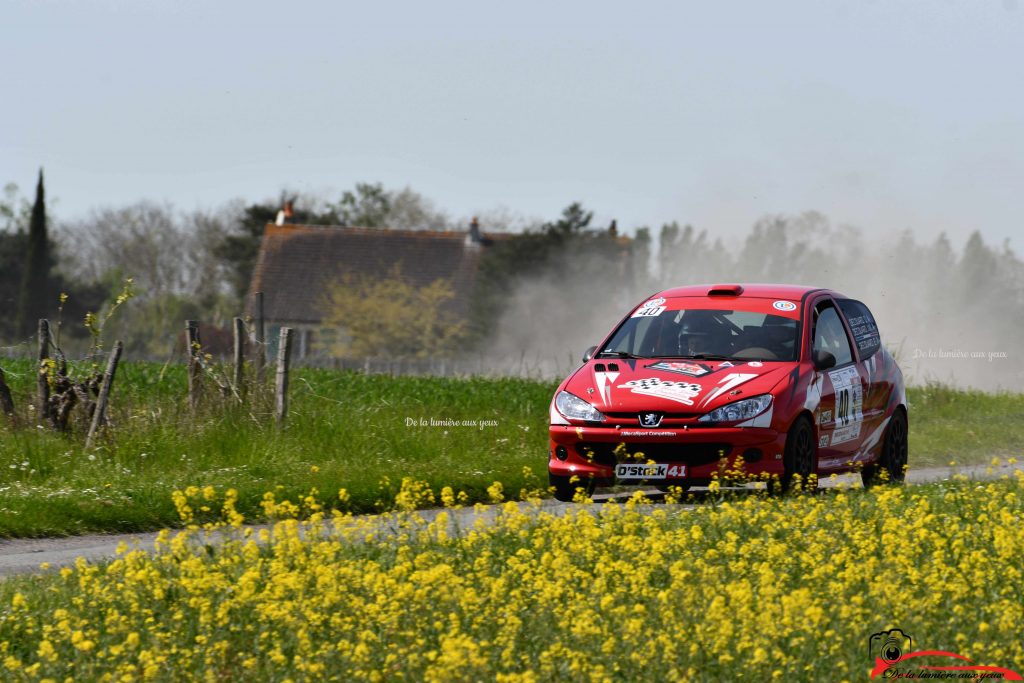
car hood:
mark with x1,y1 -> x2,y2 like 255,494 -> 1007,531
564,358 -> 793,414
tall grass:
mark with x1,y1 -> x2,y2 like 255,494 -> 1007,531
908,381 -> 1024,466
0,359 -> 1020,537
0,359 -> 554,537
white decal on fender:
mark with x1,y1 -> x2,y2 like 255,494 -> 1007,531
804,373 -> 823,413
593,369 -> 619,406
851,415 -> 891,462
699,373 -> 758,408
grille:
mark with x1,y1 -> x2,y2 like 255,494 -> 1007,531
574,442 -> 732,468
603,412 -> 700,425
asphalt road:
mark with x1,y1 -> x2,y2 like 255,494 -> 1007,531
1,462 -> 1021,579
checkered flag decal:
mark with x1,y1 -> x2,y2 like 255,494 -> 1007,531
620,377 -> 703,406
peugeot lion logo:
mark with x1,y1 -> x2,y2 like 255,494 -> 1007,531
639,412 -> 663,427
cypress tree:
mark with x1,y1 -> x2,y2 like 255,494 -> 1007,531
15,169 -> 53,337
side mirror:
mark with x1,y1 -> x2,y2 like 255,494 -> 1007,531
813,349 -> 837,370
582,346 -> 597,363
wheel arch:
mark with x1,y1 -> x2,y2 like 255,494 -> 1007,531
790,408 -> 817,434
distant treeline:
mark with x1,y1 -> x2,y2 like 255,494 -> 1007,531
2,177 -> 1021,388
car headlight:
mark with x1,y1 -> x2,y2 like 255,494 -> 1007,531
698,394 -> 772,424
555,391 -> 605,422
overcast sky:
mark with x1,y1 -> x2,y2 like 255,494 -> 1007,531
3,0 -> 1022,249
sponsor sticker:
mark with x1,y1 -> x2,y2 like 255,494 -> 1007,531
618,377 -> 702,406
819,434 -> 830,448
615,463 -> 686,480
631,298 -> 667,318
773,300 -> 797,312
646,361 -> 712,377
832,423 -> 861,445
828,366 -> 864,445
846,313 -> 881,355
719,361 -> 734,368
748,361 -> 763,368
632,306 -> 665,318
819,409 -> 832,425
620,430 -> 676,437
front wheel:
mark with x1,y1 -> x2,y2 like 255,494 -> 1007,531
862,410 -> 908,487
780,416 -> 817,493
549,473 -> 594,502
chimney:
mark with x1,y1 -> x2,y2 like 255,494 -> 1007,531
275,200 -> 295,226
466,216 -> 482,246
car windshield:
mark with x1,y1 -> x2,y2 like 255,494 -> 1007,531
599,307 -> 800,362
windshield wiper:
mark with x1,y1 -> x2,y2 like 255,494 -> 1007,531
595,350 -> 649,359
656,354 -> 737,361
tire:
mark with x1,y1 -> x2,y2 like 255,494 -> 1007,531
550,473 -> 594,502
780,416 -> 816,493
862,410 -> 908,488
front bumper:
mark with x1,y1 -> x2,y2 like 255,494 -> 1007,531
548,424 -> 788,486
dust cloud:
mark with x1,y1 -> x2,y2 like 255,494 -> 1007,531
487,212 -> 1024,392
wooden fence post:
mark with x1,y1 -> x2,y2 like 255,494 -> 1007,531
232,317 -> 245,401
186,320 -> 201,411
275,327 -> 293,426
0,365 -> 14,420
37,319 -> 50,420
86,340 -> 123,449
252,292 -> 265,383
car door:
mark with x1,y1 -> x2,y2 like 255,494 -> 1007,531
810,297 -> 865,462
836,298 -> 888,447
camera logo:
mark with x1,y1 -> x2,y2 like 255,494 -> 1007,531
869,628 -> 912,665
867,627 -> 1022,680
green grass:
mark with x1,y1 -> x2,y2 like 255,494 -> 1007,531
0,359 -> 1021,538
0,359 -> 556,537
907,383 -> 1024,466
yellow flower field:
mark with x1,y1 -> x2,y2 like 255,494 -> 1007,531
2,473 -> 1023,682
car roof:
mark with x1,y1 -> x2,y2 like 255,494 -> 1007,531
653,283 -> 844,300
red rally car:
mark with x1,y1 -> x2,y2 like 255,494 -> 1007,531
548,283 -> 907,501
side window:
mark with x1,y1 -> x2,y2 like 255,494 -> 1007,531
837,299 -> 881,359
812,304 -> 854,366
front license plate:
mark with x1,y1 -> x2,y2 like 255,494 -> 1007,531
615,463 -> 686,480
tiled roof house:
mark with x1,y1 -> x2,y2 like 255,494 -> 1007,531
247,222 -> 509,358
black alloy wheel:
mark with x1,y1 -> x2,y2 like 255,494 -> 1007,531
781,416 -> 817,493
